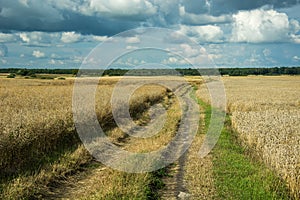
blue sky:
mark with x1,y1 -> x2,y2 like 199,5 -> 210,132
0,0 -> 300,68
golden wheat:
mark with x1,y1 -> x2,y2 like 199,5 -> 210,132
0,77 -> 168,175
0,76 -> 177,199
198,75 -> 300,199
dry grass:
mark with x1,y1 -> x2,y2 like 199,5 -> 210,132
183,79 -> 215,200
64,94 -> 182,200
123,96 -> 181,153
198,75 -> 300,199
185,134 -> 215,200
1,145 -> 92,199
0,77 -> 172,199
0,78 -> 76,175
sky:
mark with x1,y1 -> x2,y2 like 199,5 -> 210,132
0,0 -> 300,69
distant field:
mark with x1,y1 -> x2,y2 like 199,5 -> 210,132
1,73 -> 75,79
0,73 -> 9,78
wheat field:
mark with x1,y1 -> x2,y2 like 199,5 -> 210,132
0,77 -> 175,198
1,75 -> 299,199
198,76 -> 300,199
0,77 -> 172,171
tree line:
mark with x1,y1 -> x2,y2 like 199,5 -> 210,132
1,67 -> 300,77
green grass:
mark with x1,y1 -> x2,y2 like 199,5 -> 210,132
190,85 -> 211,135
197,97 -> 290,199
196,97 -> 212,134
145,168 -> 167,200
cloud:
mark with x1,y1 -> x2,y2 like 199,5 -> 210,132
61,32 -> 82,43
49,59 -> 64,65
1,58 -> 8,64
231,9 -> 300,43
114,56 -> 148,67
91,35 -> 110,42
180,43 -> 202,57
207,0 -> 300,16
125,36 -> 140,44
263,48 -> 272,57
291,34 -> 300,43
178,25 -> 224,43
126,45 -> 138,50
32,50 -> 45,58
0,0 -> 139,35
0,33 -> 16,42
164,43 -> 214,66
17,32 -> 60,45
0,0 -> 63,31
148,0 -> 181,25
0,31 -> 113,46
293,55 -> 300,61
19,33 -> 30,43
0,0 -> 300,37
1,0 -> 300,69
162,56 -> 185,65
181,0 -> 210,15
0,44 -> 8,57
179,6 -> 232,25
89,0 -> 156,18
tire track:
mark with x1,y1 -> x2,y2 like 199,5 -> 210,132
159,84 -> 199,200
48,82 -> 198,199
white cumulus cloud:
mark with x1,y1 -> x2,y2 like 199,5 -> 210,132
91,35 -> 110,42
293,55 -> 300,61
231,9 -> 300,43
0,33 -> 16,43
178,25 -> 224,43
125,36 -> 140,44
32,50 -> 45,58
19,33 -> 31,43
61,32 -> 82,43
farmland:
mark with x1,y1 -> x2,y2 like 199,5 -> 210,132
0,77 -> 173,199
198,76 -> 300,199
0,75 -> 299,199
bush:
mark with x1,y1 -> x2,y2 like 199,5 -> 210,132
40,76 -> 54,80
7,73 -> 16,78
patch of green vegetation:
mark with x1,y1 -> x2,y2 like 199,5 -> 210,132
30,74 -> 37,78
213,121 -> 290,199
6,73 -> 16,78
198,99 -> 290,199
191,85 -> 211,134
145,168 -> 167,200
39,76 -> 55,80
196,98 -> 212,134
